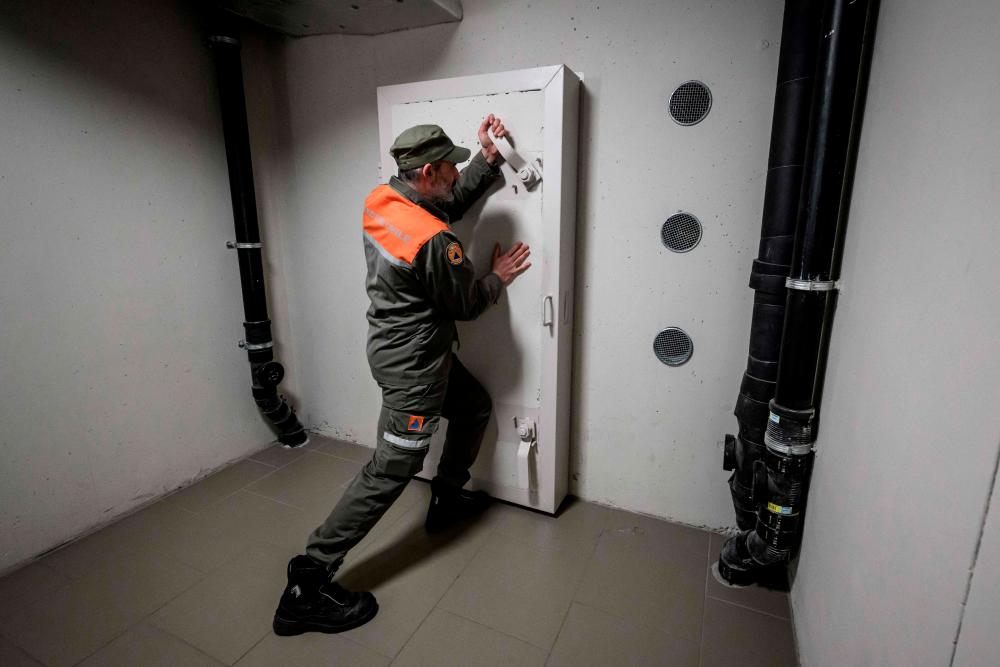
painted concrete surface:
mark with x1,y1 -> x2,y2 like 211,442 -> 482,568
0,0 -> 276,572
790,1 -> 1000,664
954,451 -> 1000,667
248,0 -> 784,531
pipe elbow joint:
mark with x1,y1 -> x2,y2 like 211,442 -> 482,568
723,434 -> 737,471
254,361 -> 285,388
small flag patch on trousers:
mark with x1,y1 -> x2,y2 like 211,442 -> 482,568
407,415 -> 425,432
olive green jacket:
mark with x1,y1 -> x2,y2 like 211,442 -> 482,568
363,152 -> 503,387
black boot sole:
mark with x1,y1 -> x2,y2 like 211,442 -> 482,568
272,603 -> 379,636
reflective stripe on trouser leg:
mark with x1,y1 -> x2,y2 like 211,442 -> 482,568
305,404 -> 439,572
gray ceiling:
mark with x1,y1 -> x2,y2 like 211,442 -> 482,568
221,0 -> 463,37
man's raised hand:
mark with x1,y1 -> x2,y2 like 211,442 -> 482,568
478,113 -> 507,165
491,242 -> 531,286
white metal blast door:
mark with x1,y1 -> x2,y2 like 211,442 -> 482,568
376,66 -> 579,514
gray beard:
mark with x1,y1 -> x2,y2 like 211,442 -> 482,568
428,194 -> 454,209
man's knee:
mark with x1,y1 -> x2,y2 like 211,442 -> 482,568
372,437 -> 428,480
475,392 -> 493,424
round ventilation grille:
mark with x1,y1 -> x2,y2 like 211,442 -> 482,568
661,213 -> 703,252
653,328 -> 694,366
669,81 -> 712,126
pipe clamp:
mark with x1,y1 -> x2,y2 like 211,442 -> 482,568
238,340 -> 274,351
785,278 -> 836,291
763,435 -> 814,457
227,241 -> 263,249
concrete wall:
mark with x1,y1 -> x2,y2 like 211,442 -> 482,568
0,0 -> 277,572
250,0 -> 784,530
954,457 -> 1000,666
790,1 -> 1000,664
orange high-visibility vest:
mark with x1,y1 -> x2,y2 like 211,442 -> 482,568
362,185 -> 448,266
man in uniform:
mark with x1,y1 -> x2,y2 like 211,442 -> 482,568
273,114 -> 531,635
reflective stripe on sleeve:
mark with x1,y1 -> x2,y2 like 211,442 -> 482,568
364,231 -> 409,267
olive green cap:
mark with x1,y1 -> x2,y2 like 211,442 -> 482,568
390,124 -> 471,171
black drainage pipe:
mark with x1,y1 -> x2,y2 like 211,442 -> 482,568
723,0 -> 823,531
206,24 -> 307,448
718,0 -> 879,586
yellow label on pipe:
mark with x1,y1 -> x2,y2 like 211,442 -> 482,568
767,502 -> 793,515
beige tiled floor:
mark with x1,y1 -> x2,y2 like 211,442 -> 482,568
0,435 -> 798,666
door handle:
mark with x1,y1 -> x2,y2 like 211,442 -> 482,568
541,295 -> 554,328
487,127 -> 543,190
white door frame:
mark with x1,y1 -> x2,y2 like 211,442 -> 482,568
376,65 -> 580,514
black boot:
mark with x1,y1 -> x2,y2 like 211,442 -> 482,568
273,555 -> 378,636
425,481 -> 493,533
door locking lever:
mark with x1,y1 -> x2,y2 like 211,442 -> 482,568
513,417 -> 537,492
488,127 -> 543,190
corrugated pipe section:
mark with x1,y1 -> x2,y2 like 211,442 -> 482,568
718,0 -> 880,587
206,21 -> 308,448
723,0 -> 823,533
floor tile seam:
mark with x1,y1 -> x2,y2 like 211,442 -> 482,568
387,487 -> 430,520
417,607 -> 547,660
139,622 -> 230,667
570,575 -> 705,645
170,458 -> 280,513
231,459 -> 290,495
372,586 -> 453,662
18,542 -> 205,608
431,602 -> 553,654
131,561 -> 219,643
309,446 -> 372,466
59,568 -> 208,667
1,640 -> 43,667
101,525 -> 246,577
22,496 -> 199,578
341,492 -> 429,562
425,516 -> 511,650
604,508 -> 717,539
598,527 -> 713,563
0,626 -> 56,667
178,485 -> 261,517
244,454 -> 363,496
699,533 -> 712,667
340,629 -> 398,662
385,606 -> 439,664
246,453 -> 281,469
241,488 -> 307,512
180,541 -> 257,577
229,626 -> 275,666
307,445 -> 368,464
569,598 -> 703,650
488,516 -> 609,557
330,459 -> 371,478
437,508 -> 512,583
706,594 -> 792,621
601,546 -> 715,580
0,573 -> 79,624
705,533 -> 716,565
135,545 -> 221,577
67,616 -> 225,667
544,524 -> 609,661
139,504 -> 278,548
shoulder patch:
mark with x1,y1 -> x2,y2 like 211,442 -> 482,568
445,241 -> 464,266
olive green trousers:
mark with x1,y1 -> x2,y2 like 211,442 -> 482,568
305,357 -> 491,572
